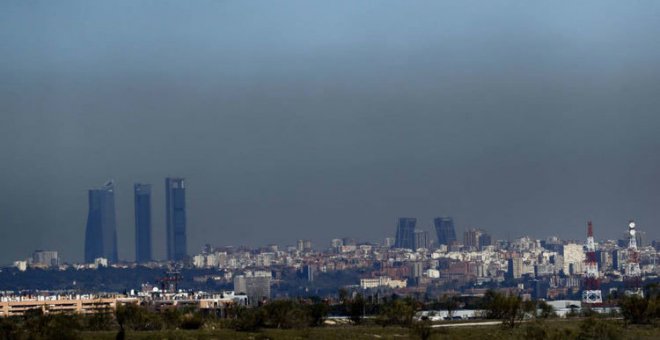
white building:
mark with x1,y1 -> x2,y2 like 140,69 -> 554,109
562,244 -> 585,275
31,250 -> 59,267
360,276 -> 407,289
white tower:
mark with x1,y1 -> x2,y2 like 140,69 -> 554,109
625,221 -> 643,296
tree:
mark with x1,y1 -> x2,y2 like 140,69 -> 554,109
482,290 -> 523,328
347,294 -> 365,325
439,294 -> 459,320
233,306 -> 265,332
411,319 -> 432,340
376,298 -> 417,327
577,317 -> 622,340
307,301 -> 330,327
0,317 -> 19,340
115,304 -> 162,331
537,300 -> 556,319
85,306 -> 116,331
338,288 -> 349,302
619,294 -> 652,325
263,300 -> 310,329
521,299 -> 537,319
179,312 -> 204,330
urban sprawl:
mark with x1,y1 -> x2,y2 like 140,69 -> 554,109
3,178 -> 659,320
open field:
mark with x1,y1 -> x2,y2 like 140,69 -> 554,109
79,320 -> 660,340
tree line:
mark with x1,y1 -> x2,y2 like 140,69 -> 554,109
0,283 -> 659,339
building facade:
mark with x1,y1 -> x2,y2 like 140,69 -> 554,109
31,250 -> 59,267
166,177 -> 187,261
434,217 -> 457,246
394,217 -> 416,250
134,183 -> 152,263
413,230 -> 429,250
84,180 -> 118,263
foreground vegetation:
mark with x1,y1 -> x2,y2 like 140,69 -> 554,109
1,284 -> 658,339
75,320 -> 659,340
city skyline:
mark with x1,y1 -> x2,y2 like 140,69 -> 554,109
5,174 -> 660,264
3,1 -> 660,263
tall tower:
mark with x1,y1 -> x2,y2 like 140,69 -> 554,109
582,221 -> 602,304
434,217 -> 457,246
394,218 -> 416,250
84,180 -> 118,263
134,183 -> 152,263
625,220 -> 642,296
166,177 -> 187,261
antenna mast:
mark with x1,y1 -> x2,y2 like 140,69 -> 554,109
582,221 -> 602,304
624,221 -> 643,296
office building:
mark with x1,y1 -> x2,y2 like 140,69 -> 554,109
479,232 -> 492,250
166,177 -> 187,261
463,228 -> 492,251
413,230 -> 429,250
508,256 -> 523,279
233,271 -> 271,306
464,228 -> 482,249
134,183 -> 152,263
84,180 -> 118,263
434,217 -> 457,246
31,250 -> 59,267
296,240 -> 312,252
562,243 -> 585,275
394,217 -> 416,250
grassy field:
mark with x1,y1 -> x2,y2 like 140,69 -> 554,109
79,320 -> 660,340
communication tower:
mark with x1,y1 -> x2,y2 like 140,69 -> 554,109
582,221 -> 602,304
624,220 -> 643,296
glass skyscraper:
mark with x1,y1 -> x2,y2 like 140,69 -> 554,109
166,177 -> 187,261
84,180 -> 118,263
434,217 -> 456,246
394,217 -> 416,249
134,183 -> 152,263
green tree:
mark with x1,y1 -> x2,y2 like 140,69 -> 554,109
577,317 -> 622,340
233,306 -> 265,332
0,317 -> 19,340
411,319 -> 432,340
376,298 -> 417,327
307,301 -> 330,327
439,294 -> 459,320
537,300 -> 556,319
85,306 -> 116,331
619,293 -> 655,325
263,300 -> 310,329
482,290 -> 523,328
115,304 -> 163,331
347,294 -> 365,325
521,299 -> 537,319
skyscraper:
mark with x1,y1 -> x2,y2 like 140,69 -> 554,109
413,230 -> 429,250
394,217 -> 416,249
434,217 -> 456,246
464,228 -> 482,249
479,232 -> 492,250
166,177 -> 187,261
84,180 -> 118,263
134,183 -> 152,263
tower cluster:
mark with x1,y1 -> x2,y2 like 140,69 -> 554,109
84,177 -> 187,263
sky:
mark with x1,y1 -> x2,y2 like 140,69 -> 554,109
1,1 -> 660,263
